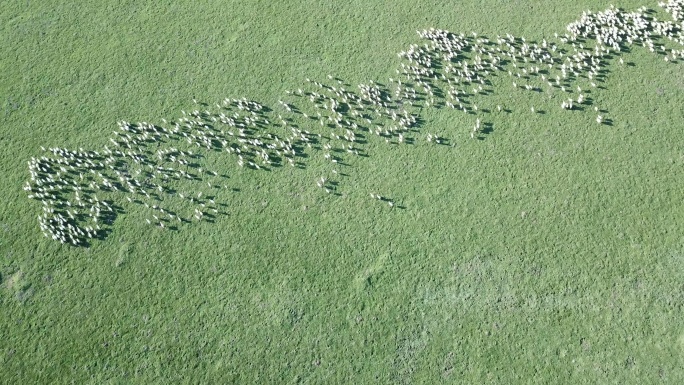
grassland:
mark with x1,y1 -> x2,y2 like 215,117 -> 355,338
2,0 -> 684,383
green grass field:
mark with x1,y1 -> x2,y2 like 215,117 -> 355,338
2,0 -> 684,383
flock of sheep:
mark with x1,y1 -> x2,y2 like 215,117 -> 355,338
25,0 -> 684,246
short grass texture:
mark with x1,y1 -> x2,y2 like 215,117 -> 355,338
2,0 -> 684,383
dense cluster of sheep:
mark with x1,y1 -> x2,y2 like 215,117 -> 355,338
25,0 -> 684,246
389,0 -> 683,138
25,99 -> 296,245
25,148 -> 115,245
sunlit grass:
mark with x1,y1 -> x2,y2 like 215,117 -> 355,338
1,0 -> 684,383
